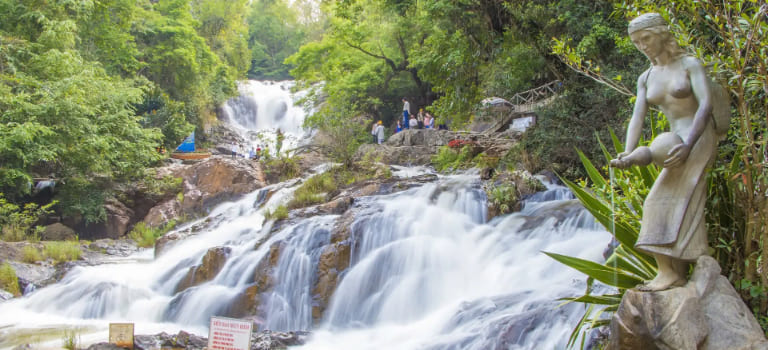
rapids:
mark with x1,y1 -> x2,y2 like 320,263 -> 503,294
0,81 -> 611,349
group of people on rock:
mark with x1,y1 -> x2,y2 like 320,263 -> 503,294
371,97 -> 445,145
231,143 -> 267,160
399,98 -> 436,131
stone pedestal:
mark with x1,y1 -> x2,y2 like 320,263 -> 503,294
608,256 -> 768,350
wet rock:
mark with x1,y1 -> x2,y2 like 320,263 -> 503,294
0,289 -> 14,301
87,239 -> 138,257
85,343 -> 128,350
41,223 -> 77,241
608,256 -> 768,350
356,144 -> 436,166
7,260 -> 56,293
143,198 -> 182,229
316,196 -> 354,215
251,330 -> 309,349
154,216 -> 220,257
173,330 -> 207,349
75,199 -> 134,240
133,334 -> 160,350
227,242 -> 283,319
312,241 -> 351,320
171,157 -> 266,212
175,246 -> 232,293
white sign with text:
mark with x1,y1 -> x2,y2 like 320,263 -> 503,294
208,316 -> 253,350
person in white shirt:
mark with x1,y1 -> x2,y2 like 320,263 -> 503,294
402,98 -> 410,129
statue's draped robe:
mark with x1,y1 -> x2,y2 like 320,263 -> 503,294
635,122 -> 717,260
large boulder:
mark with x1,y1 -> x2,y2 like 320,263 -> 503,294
608,256 -> 768,350
143,199 -> 182,229
41,223 -> 77,241
74,198 -> 135,240
160,157 -> 266,215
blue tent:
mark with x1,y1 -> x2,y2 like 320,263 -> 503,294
175,131 -> 195,152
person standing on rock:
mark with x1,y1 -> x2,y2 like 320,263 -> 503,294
375,121 -> 386,144
231,143 -> 237,158
402,98 -> 410,129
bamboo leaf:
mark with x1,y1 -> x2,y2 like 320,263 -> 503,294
544,251 -> 643,289
576,148 -> 606,188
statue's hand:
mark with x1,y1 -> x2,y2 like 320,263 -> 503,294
663,143 -> 691,168
609,151 -> 631,169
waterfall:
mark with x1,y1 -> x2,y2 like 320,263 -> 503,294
219,80 -> 313,155
0,81 -> 611,350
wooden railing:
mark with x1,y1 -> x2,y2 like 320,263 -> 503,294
509,80 -> 562,111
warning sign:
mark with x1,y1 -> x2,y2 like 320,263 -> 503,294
109,323 -> 134,349
208,316 -> 253,350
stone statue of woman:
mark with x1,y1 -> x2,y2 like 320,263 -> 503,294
609,13 -> 720,291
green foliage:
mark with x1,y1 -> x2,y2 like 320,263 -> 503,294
0,193 -> 55,241
0,262 -> 20,296
431,145 -> 479,173
617,0 -> 768,322
305,114 -> 369,168
515,82 -> 637,179
0,0 -> 253,221
264,205 -> 289,221
21,245 -> 43,263
128,220 -> 177,248
44,240 -> 82,263
552,0 -> 768,335
549,131 -> 659,348
288,171 -> 337,208
487,184 -> 517,215
263,156 -> 301,182
247,0 -> 318,79
139,173 -> 184,199
136,90 -> 196,150
61,328 -> 80,350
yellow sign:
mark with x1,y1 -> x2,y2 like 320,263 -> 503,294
109,323 -> 134,349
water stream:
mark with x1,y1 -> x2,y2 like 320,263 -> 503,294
0,81 -> 611,349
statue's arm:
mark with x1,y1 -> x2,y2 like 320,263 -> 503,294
664,57 -> 713,167
683,57 -> 712,146
624,70 -> 650,154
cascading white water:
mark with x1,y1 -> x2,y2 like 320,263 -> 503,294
296,175 -> 606,350
219,80 -> 312,155
0,170 -> 608,349
0,80 -> 612,349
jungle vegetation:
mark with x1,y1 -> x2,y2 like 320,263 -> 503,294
1,0 -> 766,342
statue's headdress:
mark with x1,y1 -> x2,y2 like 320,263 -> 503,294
628,13 -> 668,34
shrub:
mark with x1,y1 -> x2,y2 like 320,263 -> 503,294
263,156 -> 302,182
264,205 -> 289,221
432,145 -> 477,172
0,194 -> 56,242
0,262 -> 21,296
62,328 -> 80,350
288,172 -> 337,208
128,220 -> 177,248
488,184 -> 517,215
44,241 -> 82,263
21,245 -> 43,263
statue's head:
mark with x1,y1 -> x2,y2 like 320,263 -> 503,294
628,13 -> 668,35
628,13 -> 685,63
